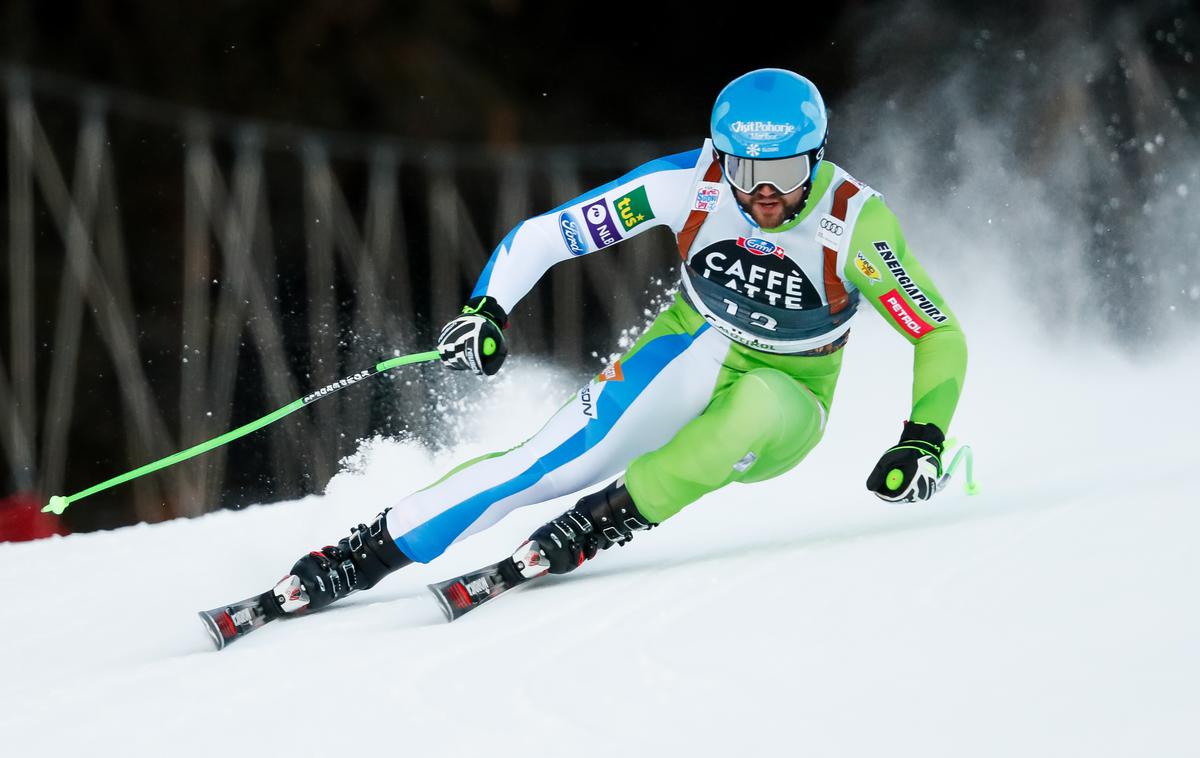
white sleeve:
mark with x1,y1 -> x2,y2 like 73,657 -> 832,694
469,144 -> 709,312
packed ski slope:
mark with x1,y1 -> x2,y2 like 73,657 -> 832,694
4,266 -> 1197,757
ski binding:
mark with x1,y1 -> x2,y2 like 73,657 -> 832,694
428,540 -> 549,621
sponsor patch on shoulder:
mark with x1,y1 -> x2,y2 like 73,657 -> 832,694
815,213 -> 845,250
854,252 -> 881,283
692,181 -> 722,212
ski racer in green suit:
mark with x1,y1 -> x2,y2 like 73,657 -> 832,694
270,68 -> 968,615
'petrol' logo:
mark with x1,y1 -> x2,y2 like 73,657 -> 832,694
879,289 -> 933,338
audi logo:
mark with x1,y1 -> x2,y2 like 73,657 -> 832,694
820,218 -> 844,234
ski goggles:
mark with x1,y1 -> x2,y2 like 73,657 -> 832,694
719,150 -> 818,195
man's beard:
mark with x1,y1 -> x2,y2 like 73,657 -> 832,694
737,183 -> 812,227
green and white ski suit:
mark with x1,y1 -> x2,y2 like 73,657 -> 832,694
386,142 -> 967,563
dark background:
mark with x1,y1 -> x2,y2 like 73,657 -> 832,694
2,1 -> 868,146
0,0 -> 1195,534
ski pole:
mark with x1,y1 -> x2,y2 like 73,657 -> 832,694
43,350 -> 440,515
935,442 -> 978,495
883,441 -> 977,498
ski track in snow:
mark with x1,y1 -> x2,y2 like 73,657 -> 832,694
4,270 -> 1199,757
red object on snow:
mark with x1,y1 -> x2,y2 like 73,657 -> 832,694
0,492 -> 70,542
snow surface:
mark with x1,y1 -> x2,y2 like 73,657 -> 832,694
4,260 -> 1198,757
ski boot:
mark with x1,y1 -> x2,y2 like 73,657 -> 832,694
276,509 -> 412,614
426,480 -> 656,621
525,479 -> 654,575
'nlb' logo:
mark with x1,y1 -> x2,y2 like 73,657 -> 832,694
583,200 -> 622,250
879,288 -> 933,338
737,237 -> 785,259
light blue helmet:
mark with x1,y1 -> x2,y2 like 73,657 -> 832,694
710,69 -> 828,193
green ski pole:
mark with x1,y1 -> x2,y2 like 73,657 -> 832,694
936,441 -> 978,495
43,350 -> 440,515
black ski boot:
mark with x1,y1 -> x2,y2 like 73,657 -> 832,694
425,481 -> 657,621
526,479 -> 654,575
275,510 -> 412,614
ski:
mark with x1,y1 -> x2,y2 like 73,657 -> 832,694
428,540 -> 549,621
198,593 -> 278,650
198,575 -> 305,650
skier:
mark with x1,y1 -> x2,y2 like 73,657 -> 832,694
269,68 -> 967,616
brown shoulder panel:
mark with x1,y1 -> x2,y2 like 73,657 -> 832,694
823,180 -> 861,314
675,154 -> 724,261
